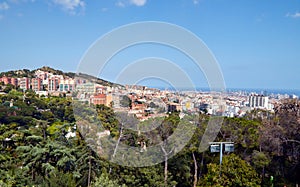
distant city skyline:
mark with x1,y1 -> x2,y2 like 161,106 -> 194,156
1,0 -> 300,90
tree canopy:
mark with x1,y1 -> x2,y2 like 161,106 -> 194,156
0,89 -> 299,186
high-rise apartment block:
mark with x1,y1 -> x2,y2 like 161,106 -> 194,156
59,79 -> 75,92
249,94 -> 269,109
48,77 -> 60,92
31,78 -> 43,91
18,77 -> 30,90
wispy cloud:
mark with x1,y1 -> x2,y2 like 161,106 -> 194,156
101,7 -> 108,12
8,0 -> 35,4
0,2 -> 9,10
193,0 -> 199,5
286,12 -> 300,18
130,0 -> 146,6
116,0 -> 147,7
116,1 -> 125,7
0,14 -> 3,20
52,0 -> 85,14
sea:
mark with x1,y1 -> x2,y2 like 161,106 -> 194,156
154,86 -> 300,97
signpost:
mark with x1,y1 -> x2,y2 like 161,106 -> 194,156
209,142 -> 234,164
209,142 -> 234,176
210,145 -> 220,153
224,143 -> 234,153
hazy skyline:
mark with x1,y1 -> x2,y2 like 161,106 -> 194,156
1,0 -> 300,90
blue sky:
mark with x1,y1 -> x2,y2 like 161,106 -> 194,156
0,0 -> 300,90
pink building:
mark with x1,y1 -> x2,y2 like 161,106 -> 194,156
48,77 -> 60,92
31,78 -> 43,91
0,77 -> 18,87
0,77 -> 11,85
10,78 -> 18,87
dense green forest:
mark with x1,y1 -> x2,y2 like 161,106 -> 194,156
0,87 -> 299,186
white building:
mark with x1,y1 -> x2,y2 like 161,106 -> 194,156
59,79 -> 75,92
249,95 -> 269,109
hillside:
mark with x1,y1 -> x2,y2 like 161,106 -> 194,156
0,66 -> 122,88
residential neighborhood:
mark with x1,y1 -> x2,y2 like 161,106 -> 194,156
1,67 -> 296,122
